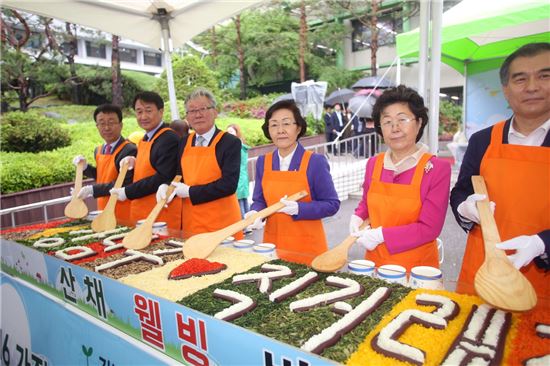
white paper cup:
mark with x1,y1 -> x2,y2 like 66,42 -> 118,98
409,266 -> 444,290
233,239 -> 255,252
377,264 -> 408,285
221,236 -> 235,245
348,260 -> 376,276
152,221 -> 168,235
253,243 -> 277,259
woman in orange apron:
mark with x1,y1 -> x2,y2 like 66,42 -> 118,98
350,85 -> 451,272
246,100 -> 340,265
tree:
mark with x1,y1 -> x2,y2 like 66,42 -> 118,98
155,54 -> 219,102
234,15 -> 247,100
111,35 -> 123,106
0,9 -> 68,111
298,0 -> 307,82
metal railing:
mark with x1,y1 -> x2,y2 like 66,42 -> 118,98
0,196 -> 72,228
0,133 -> 380,229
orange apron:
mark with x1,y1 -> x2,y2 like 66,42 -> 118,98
130,128 -> 181,230
95,141 -> 131,222
366,152 -> 439,272
181,132 -> 243,240
262,150 -> 328,265
457,121 -> 550,297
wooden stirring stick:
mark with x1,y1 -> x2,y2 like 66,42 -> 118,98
91,162 -> 129,232
64,160 -> 89,219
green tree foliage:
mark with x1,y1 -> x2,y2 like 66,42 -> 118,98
0,111 -> 71,153
155,55 -> 220,102
316,66 -> 363,93
439,100 -> 462,138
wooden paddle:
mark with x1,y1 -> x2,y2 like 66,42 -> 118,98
182,190 -> 309,259
91,162 -> 129,232
122,175 -> 182,250
472,175 -> 537,311
64,160 -> 89,219
311,219 -> 371,272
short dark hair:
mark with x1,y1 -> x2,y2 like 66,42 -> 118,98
500,42 -> 550,85
372,85 -> 428,143
262,100 -> 307,140
93,104 -> 122,123
133,91 -> 164,110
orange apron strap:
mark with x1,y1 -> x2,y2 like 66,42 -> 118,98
298,150 -> 312,171
410,153 -> 433,186
264,152 -> 274,173
372,153 -> 385,182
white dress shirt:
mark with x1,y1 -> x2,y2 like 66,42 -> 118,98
508,117 -> 550,146
384,143 -> 430,174
195,125 -> 216,146
278,144 -> 298,171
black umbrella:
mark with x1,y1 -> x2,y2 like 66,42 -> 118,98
351,76 -> 395,90
325,88 -> 355,106
348,95 -> 376,118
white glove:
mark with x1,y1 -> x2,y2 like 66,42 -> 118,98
244,210 -> 265,230
349,214 -> 368,235
278,196 -> 299,216
495,235 -> 545,269
72,155 -> 87,170
457,194 -> 496,224
119,156 -> 136,171
77,185 -> 93,199
109,187 -> 127,201
352,227 -> 384,251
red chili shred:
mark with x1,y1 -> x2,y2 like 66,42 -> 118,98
169,258 -> 227,280
1,219 -> 73,235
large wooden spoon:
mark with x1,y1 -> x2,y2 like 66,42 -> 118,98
91,162 -> 129,232
182,190 -> 308,259
472,175 -> 537,311
122,175 -> 182,250
64,160 -> 89,219
311,219 -> 371,272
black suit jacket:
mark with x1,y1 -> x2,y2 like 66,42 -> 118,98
176,127 -> 241,206
125,123 -> 180,200
330,111 -> 347,132
83,137 -> 137,197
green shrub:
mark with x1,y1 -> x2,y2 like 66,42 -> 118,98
439,100 -> 462,139
0,111 -> 71,153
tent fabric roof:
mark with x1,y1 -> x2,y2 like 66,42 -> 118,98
2,0 -> 264,49
396,0 -> 550,74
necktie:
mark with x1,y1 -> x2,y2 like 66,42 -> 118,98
196,135 -> 205,147
143,134 -> 149,142
105,144 -> 112,155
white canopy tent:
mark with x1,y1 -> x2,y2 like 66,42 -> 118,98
2,0 -> 265,119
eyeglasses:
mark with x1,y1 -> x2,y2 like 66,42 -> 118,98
187,106 -> 215,115
96,122 -> 120,129
380,116 -> 416,129
268,118 -> 297,130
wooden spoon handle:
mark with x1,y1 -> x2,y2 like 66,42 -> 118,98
144,175 -> 182,225
341,219 -> 372,250
73,161 -> 86,195
113,162 -> 129,189
471,176 -> 504,260
244,190 -> 308,225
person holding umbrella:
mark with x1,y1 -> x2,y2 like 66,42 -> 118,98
246,100 -> 340,265
349,85 -> 451,271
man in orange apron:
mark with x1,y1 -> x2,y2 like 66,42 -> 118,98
109,92 -> 181,230
72,104 -> 136,222
156,88 -> 242,239
451,43 -> 550,298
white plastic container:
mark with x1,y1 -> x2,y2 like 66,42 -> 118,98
253,243 -> 277,259
152,221 -> 168,236
86,210 -> 102,221
221,236 -> 235,246
348,259 -> 376,276
233,239 -> 255,252
377,264 -> 408,285
409,266 -> 444,290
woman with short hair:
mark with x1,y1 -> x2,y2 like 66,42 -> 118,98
247,100 -> 340,265
350,85 -> 451,271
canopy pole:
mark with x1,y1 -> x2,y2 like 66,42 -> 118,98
418,1 -> 430,99
462,63 -> 468,138
396,57 -> 401,85
158,12 -> 179,121
428,0 -> 443,155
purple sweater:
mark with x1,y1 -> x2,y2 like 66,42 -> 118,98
355,154 -> 451,254
251,144 -> 340,220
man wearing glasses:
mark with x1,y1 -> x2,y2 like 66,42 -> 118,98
72,104 -> 137,221
156,88 -> 243,239
110,91 -> 181,229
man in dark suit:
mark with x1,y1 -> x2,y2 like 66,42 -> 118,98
110,91 -> 181,229
330,104 -> 347,154
324,105 -> 333,153
156,88 -> 243,239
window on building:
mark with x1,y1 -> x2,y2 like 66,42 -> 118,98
85,40 -> 106,59
351,15 -> 402,52
14,29 -> 43,50
143,51 -> 162,66
119,47 -> 137,63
